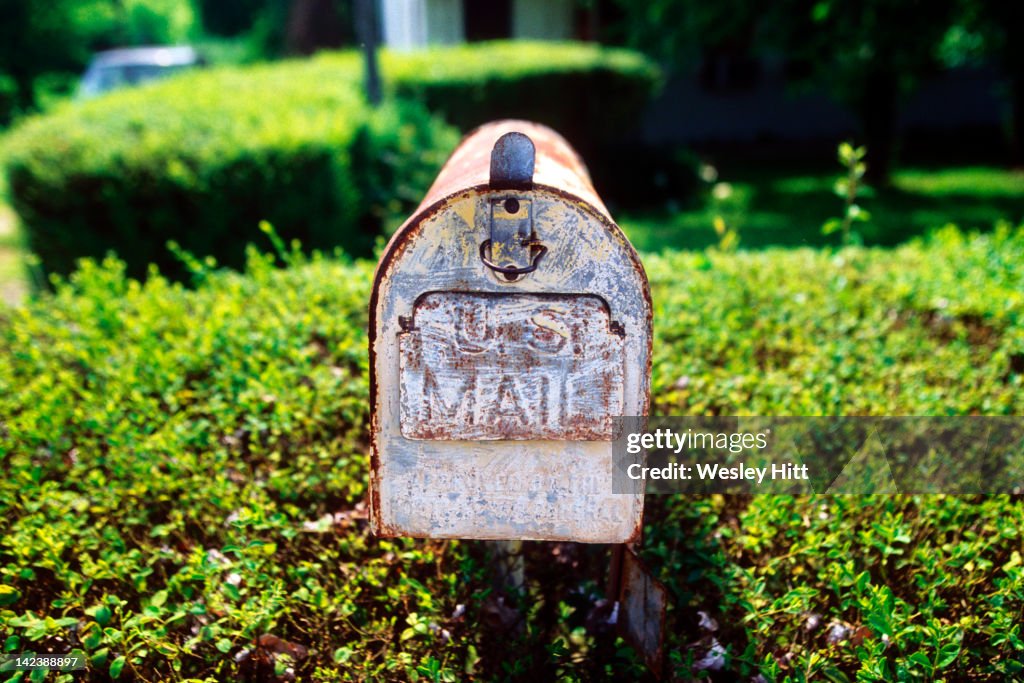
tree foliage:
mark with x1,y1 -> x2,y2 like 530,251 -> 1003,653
607,0 -> 1015,182
942,1 -> 1024,164
196,0 -> 269,36
764,0 -> 959,182
607,0 -> 758,68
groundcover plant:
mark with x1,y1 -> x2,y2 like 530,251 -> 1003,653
1,224 -> 1022,680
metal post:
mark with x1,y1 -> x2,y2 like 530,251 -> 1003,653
492,540 -> 525,595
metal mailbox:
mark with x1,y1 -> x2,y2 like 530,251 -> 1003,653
369,120 -> 651,542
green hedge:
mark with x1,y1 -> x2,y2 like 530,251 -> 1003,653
379,41 -> 661,148
1,227 -> 1022,680
2,59 -> 458,281
3,42 -> 658,282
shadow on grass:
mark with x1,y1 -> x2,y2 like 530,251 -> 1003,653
639,494 -> 755,678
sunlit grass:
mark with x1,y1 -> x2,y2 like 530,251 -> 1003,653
894,166 -> 1024,196
619,165 -> 1024,252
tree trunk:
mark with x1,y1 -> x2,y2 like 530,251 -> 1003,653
1010,72 -> 1024,168
858,69 -> 899,186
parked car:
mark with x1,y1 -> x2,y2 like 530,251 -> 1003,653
78,46 -> 203,99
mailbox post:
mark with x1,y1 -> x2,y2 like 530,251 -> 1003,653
369,120 -> 651,543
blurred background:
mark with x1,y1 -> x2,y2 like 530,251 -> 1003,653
0,0 -> 1021,303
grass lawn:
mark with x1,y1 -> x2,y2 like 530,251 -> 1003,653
618,164 -> 1024,252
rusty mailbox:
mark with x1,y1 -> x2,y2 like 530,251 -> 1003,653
369,120 -> 651,542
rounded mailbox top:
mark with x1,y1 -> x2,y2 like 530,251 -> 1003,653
399,120 -> 612,230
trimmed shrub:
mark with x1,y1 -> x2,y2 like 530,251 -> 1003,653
3,42 -> 659,282
3,59 -> 458,281
379,41 -> 662,150
0,226 -> 1022,679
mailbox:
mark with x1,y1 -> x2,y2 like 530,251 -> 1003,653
369,120 -> 651,543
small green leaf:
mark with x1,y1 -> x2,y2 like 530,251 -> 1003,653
66,649 -> 87,670
90,605 -> 112,626
150,590 -> 168,608
822,667 -> 850,683
838,142 -> 854,164
0,585 -> 21,607
867,613 -> 892,638
908,651 -> 931,671
91,647 -> 110,667
713,215 -> 727,236
936,640 -> 962,669
82,627 -> 102,650
223,583 -> 240,601
109,655 -> 126,679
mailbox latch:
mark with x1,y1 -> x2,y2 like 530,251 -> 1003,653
482,132 -> 547,281
480,197 -> 547,281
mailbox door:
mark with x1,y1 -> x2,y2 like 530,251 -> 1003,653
399,292 -> 625,441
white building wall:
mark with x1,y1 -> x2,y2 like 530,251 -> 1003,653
379,0 -> 464,51
380,0 -> 427,51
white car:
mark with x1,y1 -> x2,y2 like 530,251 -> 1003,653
79,46 -> 203,98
